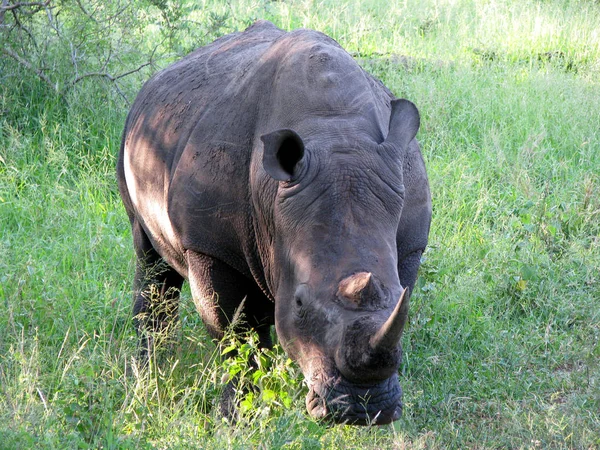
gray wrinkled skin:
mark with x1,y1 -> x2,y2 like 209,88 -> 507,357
117,20 -> 431,425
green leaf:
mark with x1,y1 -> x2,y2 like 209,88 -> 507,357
262,389 -> 276,403
221,344 -> 237,355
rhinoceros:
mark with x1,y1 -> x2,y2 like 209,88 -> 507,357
117,20 -> 431,425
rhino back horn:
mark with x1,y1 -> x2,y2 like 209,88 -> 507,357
369,287 -> 409,352
337,272 -> 383,307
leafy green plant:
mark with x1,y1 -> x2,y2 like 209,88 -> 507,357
220,332 -> 302,419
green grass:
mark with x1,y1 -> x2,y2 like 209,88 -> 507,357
1,0 -> 599,448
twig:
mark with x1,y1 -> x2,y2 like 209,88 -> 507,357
6,8 -> 39,50
74,0 -> 93,21
68,60 -> 153,86
61,59 -> 154,105
104,1 -> 131,23
45,0 -> 60,37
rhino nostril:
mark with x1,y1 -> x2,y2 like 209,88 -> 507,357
306,387 -> 328,420
294,283 -> 309,308
312,404 -> 327,419
393,404 -> 402,420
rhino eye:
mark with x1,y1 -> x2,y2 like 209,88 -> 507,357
294,297 -> 310,324
293,284 -> 309,321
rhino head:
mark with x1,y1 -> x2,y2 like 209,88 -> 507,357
258,99 -> 419,425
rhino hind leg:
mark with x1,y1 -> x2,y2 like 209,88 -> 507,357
132,220 -> 185,362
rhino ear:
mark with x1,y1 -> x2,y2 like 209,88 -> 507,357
261,129 -> 305,181
384,99 -> 420,150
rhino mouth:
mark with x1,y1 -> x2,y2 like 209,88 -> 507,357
305,372 -> 402,425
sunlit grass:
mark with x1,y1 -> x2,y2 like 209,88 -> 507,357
1,0 -> 599,448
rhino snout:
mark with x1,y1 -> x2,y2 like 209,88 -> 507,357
306,373 -> 403,425
285,276 -> 409,425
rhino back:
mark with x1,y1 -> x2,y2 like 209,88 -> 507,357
122,20 -> 396,279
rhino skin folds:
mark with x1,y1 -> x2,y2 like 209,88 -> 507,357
117,20 -> 431,425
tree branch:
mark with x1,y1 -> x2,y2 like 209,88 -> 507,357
0,0 -> 9,25
1,46 -> 56,91
0,0 -> 51,12
68,60 -> 153,86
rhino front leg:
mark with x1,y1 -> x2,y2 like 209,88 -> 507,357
132,220 -> 185,362
185,250 -> 274,419
185,250 -> 274,345
396,141 -> 432,297
397,250 -> 424,296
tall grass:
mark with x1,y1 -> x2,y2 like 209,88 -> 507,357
1,0 -> 599,448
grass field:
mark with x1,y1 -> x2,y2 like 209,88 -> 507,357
1,0 -> 599,448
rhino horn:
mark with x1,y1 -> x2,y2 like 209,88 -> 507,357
338,272 -> 383,306
369,287 -> 409,352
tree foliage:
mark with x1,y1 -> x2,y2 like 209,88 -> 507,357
0,0 -> 231,103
